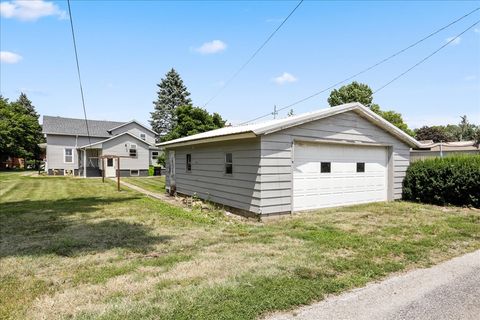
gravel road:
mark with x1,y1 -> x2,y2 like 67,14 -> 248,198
265,250 -> 480,320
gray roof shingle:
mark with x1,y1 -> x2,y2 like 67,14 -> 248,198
42,116 -> 126,137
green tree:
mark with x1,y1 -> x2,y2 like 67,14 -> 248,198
162,105 -> 226,142
458,115 -> 476,141
328,81 -> 373,107
17,92 -> 39,118
150,68 -> 192,140
0,94 -> 43,162
328,82 -> 414,136
414,126 -> 453,143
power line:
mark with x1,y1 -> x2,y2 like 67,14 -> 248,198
203,0 -> 304,107
239,7 -> 480,125
67,0 -> 92,147
374,19 -> 480,94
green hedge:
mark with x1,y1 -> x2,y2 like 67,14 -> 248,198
403,155 -> 480,208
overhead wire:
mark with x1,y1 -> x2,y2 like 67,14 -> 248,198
203,0 -> 304,107
239,7 -> 480,125
67,0 -> 92,147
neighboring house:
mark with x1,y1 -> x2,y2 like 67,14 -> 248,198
42,116 -> 161,177
411,140 -> 479,162
159,102 -> 422,218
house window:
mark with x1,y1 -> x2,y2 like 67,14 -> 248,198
130,169 -> 139,176
186,154 -> 192,172
129,144 -> 137,157
152,151 -> 159,159
225,153 -> 233,174
107,158 -> 114,167
320,162 -> 331,173
64,148 -> 73,163
140,133 -> 146,141
357,162 -> 365,173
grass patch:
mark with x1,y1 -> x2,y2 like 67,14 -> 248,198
122,176 -> 165,193
1,173 -> 479,319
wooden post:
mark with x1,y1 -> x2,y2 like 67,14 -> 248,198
117,157 -> 120,191
102,158 -> 105,183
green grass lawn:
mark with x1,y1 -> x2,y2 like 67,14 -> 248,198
1,172 -> 479,320
122,176 -> 166,193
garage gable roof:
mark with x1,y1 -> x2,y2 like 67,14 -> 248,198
158,103 -> 422,148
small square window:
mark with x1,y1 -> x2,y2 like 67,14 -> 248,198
357,162 -> 365,173
152,151 -> 159,159
130,169 -> 139,176
320,162 -> 331,173
186,154 -> 192,172
225,153 -> 233,174
140,133 -> 146,140
129,149 -> 137,157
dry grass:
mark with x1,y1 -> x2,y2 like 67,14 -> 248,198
1,172 -> 479,320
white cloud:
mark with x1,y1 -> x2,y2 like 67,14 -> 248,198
0,51 -> 22,64
194,40 -> 227,54
272,72 -> 298,85
0,0 -> 66,21
445,36 -> 461,46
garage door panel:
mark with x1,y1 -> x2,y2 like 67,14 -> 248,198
293,143 -> 388,211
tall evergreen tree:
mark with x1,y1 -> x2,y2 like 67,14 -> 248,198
150,68 -> 191,139
16,92 -> 39,118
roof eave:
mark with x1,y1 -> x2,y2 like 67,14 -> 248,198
158,132 -> 257,148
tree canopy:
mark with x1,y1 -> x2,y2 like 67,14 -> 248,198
162,105 -> 226,142
414,116 -> 479,143
328,81 -> 373,107
0,94 -> 43,161
328,82 -> 414,136
150,68 -> 192,139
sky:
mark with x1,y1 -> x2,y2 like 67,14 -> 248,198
1,0 -> 479,129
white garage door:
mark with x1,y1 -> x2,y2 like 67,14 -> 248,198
293,142 -> 388,211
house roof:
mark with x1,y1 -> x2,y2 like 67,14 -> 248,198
158,103 -> 423,148
42,116 -> 125,137
107,120 -> 158,136
78,132 -> 153,149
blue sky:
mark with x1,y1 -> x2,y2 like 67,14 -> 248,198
1,0 -> 479,129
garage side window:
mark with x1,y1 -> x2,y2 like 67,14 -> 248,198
186,154 -> 192,172
357,162 -> 365,173
320,162 -> 331,173
225,153 -> 233,174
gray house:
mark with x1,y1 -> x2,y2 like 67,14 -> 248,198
42,116 -> 160,177
159,103 -> 422,217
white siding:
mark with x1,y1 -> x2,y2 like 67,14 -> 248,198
46,135 -> 104,170
102,135 -> 150,170
165,138 -> 262,213
110,122 -> 156,145
260,111 -> 411,214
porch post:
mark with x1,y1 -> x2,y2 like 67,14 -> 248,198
83,148 -> 87,178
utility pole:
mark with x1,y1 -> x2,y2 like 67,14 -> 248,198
272,105 -> 278,119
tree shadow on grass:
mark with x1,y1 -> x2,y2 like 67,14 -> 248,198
0,197 -> 172,257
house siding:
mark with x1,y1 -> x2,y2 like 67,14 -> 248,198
46,135 -> 105,171
259,110 -> 411,215
110,122 -> 156,145
165,138 -> 262,213
101,135 -> 150,170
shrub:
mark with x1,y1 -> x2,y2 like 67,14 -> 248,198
148,165 -> 154,176
403,155 -> 480,208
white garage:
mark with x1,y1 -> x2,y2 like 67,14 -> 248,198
160,102 -> 422,218
293,142 -> 388,211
